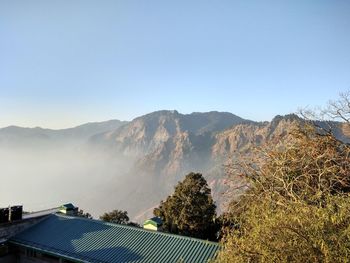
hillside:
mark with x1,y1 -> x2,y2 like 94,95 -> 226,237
0,120 -> 127,147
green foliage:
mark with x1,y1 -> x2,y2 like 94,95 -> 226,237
217,195 -> 350,263
216,126 -> 350,262
154,172 -> 217,240
100,210 -> 129,224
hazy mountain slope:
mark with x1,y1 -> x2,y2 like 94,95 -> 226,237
91,110 -> 251,174
0,119 -> 128,215
52,120 -> 128,139
89,112 -> 309,219
87,111 -> 253,219
92,112 -> 348,220
0,120 -> 127,147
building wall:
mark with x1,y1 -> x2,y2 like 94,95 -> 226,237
0,254 -> 16,263
0,216 -> 48,241
13,247 -> 74,263
18,254 -> 58,263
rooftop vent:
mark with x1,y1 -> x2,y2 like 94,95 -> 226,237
143,217 -> 163,231
58,203 -> 78,216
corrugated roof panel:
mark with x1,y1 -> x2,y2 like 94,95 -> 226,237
9,214 -> 219,263
166,237 -> 187,262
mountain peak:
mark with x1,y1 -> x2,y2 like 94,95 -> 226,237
271,114 -> 301,124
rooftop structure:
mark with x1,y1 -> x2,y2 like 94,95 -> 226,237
5,213 -> 219,263
143,217 -> 163,231
59,203 -> 78,216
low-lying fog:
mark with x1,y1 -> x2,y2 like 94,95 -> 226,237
0,144 -> 137,219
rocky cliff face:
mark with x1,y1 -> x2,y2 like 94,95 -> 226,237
212,114 -> 301,158
91,110 -> 250,180
95,113 -> 303,180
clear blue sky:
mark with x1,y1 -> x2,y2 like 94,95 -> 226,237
0,0 -> 349,128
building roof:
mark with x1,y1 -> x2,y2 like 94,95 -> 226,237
143,217 -> 163,227
9,214 -> 219,263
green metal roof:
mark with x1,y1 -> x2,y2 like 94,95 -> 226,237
9,214 -> 219,263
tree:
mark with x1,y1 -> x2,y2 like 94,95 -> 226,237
216,122 -> 350,262
300,90 -> 350,140
154,172 -> 217,240
322,91 -> 350,123
100,210 -> 129,224
77,209 -> 93,219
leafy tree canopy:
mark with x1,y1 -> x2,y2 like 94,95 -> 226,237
216,121 -> 350,262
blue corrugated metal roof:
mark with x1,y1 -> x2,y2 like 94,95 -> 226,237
9,214 -> 219,263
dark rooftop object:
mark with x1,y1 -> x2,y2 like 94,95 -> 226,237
60,203 -> 76,210
9,214 -> 219,263
0,206 -> 23,224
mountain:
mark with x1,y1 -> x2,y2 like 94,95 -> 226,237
90,110 -> 251,179
1,111 -> 348,221
90,112 -> 348,220
212,114 -> 301,158
0,120 -> 127,147
86,111 -> 253,218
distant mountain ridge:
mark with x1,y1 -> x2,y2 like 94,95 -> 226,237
91,110 -> 251,151
0,120 -> 127,147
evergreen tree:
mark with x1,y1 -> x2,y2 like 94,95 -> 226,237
154,172 -> 217,240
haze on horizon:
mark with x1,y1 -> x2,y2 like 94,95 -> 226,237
1,0 -> 349,129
